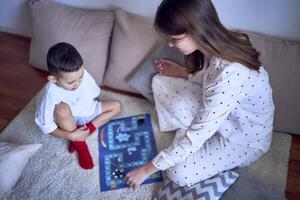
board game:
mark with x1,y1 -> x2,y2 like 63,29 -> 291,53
98,113 -> 163,192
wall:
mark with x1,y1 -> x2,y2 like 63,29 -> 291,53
0,0 -> 300,41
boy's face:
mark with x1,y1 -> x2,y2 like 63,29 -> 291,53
48,66 -> 84,91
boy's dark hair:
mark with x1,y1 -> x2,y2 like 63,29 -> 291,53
47,42 -> 83,76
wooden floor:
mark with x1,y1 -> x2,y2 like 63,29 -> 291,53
0,31 -> 299,199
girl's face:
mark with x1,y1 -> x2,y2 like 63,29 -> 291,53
167,34 -> 200,55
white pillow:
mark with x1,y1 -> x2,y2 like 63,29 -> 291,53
0,142 -> 42,194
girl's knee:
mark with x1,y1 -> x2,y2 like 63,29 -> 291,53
166,167 -> 191,187
151,74 -> 168,92
54,102 -> 71,119
151,74 -> 162,90
167,164 -> 208,187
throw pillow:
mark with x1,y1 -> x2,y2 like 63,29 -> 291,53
102,9 -> 162,93
221,168 -> 285,200
128,42 -> 185,102
0,142 -> 42,194
29,0 -> 114,84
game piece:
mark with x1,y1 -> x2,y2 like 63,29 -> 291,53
99,129 -> 107,148
137,115 -> 145,126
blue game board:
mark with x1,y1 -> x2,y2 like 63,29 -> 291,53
98,113 -> 163,192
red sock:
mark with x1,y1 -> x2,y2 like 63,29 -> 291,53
85,122 -> 96,134
67,123 -> 95,169
72,141 -> 94,169
68,141 -> 76,153
68,124 -> 86,153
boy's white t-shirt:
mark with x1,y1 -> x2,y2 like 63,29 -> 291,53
35,69 -> 100,134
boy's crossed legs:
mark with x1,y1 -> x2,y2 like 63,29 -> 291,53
54,100 -> 122,169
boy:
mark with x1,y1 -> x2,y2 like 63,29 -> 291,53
35,42 -> 122,169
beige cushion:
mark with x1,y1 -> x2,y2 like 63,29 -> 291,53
0,142 -> 42,195
103,9 -> 162,93
246,31 -> 300,134
29,0 -> 114,84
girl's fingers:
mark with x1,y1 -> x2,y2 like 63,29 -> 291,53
154,60 -> 162,66
155,63 -> 163,71
155,59 -> 169,66
132,184 -> 137,190
125,175 -> 132,184
125,175 -> 136,188
156,63 -> 163,67
155,63 -> 164,74
160,59 -> 172,65
127,180 -> 134,187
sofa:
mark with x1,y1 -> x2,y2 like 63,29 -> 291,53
1,0 -> 299,199
29,1 -> 300,136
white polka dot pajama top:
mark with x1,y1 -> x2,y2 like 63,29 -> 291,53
151,57 -> 275,186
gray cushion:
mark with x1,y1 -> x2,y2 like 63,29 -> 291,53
221,168 -> 286,200
128,43 -> 184,102
103,9 -> 161,92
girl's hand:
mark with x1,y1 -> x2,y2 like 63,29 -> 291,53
125,162 -> 158,189
154,59 -> 188,78
68,126 -> 89,141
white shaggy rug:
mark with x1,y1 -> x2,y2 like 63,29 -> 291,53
0,89 -> 291,199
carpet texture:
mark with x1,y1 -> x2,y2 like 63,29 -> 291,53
0,89 -> 291,199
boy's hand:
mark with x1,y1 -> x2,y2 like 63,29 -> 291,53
68,126 -> 90,141
154,59 -> 188,78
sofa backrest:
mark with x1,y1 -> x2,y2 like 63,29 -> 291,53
125,30 -> 300,135
245,31 -> 300,134
29,0 -> 114,85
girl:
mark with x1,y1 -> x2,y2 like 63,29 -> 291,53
125,0 -> 274,188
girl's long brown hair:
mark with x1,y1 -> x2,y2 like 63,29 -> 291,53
154,0 -> 261,73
